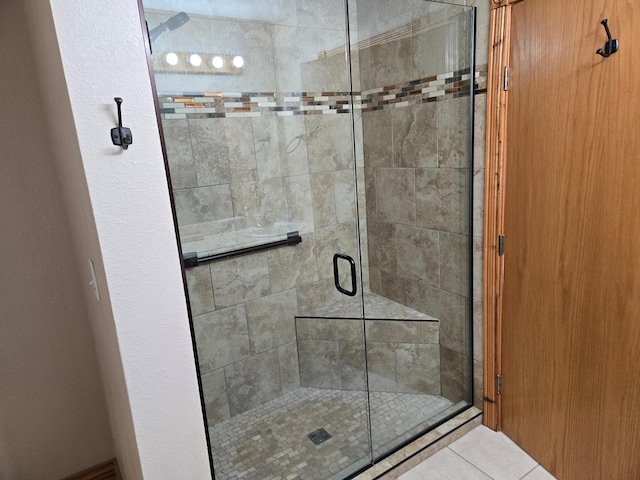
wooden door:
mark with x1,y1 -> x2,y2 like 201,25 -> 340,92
501,0 -> 640,478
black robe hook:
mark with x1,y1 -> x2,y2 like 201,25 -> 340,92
596,19 -> 619,58
111,97 -> 133,150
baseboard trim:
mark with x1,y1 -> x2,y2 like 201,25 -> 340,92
61,458 -> 121,480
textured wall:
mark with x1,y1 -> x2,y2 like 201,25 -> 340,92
0,1 -> 114,478
21,0 -> 212,478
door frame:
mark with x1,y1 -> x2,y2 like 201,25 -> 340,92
482,1 -> 517,431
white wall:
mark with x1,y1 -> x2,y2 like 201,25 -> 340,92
0,1 -> 114,478
20,0 -> 212,478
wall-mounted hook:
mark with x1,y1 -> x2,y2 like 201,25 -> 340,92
111,97 -> 133,150
596,19 -> 619,58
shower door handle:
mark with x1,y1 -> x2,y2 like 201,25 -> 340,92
333,253 -> 357,297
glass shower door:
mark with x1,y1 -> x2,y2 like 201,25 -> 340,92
350,0 -> 476,458
141,1 -> 370,479
142,0 -> 476,477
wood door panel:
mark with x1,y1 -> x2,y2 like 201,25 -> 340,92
501,0 -> 640,478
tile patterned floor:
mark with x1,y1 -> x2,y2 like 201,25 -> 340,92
210,387 -> 459,480
398,426 -> 557,480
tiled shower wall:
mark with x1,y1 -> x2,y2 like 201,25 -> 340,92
151,0 -> 490,423
355,7 -> 478,403
153,7 -> 366,424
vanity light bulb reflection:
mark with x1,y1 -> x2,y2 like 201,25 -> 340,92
189,54 -> 202,67
232,55 -> 244,68
165,52 -> 179,66
212,56 -> 224,69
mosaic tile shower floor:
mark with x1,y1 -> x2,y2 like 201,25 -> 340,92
210,387 -> 455,480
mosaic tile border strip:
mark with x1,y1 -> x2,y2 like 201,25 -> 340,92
159,65 -> 488,120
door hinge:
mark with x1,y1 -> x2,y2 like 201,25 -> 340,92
498,235 -> 505,256
496,375 -> 503,395
504,66 -> 511,91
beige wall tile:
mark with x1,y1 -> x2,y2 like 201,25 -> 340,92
246,289 -> 298,354
278,342 -> 301,394
440,231 -> 469,297
173,184 -> 233,226
210,254 -> 271,308
201,368 -> 231,424
375,168 -> 416,225
309,318 -> 363,342
162,119 -> 197,189
185,265 -> 215,316
396,224 -> 440,285
363,110 -> 393,168
306,114 -> 355,173
225,350 -> 283,417
437,98 -> 471,168
194,304 -> 251,373
415,168 -> 469,235
396,343 -> 441,395
311,172 -> 338,228
191,117 -> 258,186
340,341 -> 367,391
267,232 -> 319,292
367,342 -> 397,392
392,103 -> 438,168
367,220 -> 397,274
298,340 -> 341,388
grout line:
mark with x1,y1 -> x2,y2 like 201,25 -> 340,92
447,446 -> 495,479
518,464 -> 541,480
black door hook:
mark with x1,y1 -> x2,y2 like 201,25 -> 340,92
596,19 -> 619,58
111,97 -> 133,150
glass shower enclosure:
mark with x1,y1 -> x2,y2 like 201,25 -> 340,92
141,0 -> 475,478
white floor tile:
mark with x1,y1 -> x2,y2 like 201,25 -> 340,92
448,426 -> 537,480
398,448 -> 492,480
521,465 -> 557,480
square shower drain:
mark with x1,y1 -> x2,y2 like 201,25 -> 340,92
308,428 -> 332,445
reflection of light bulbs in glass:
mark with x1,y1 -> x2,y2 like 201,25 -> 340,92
232,56 -> 244,68
189,54 -> 202,66
211,56 -> 224,69
165,52 -> 179,66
